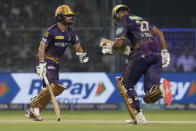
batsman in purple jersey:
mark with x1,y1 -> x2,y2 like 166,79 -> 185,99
25,5 -> 89,121
38,24 -> 81,85
102,5 -> 172,125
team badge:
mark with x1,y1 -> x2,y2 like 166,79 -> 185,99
44,32 -> 49,38
58,8 -> 63,13
40,38 -> 47,44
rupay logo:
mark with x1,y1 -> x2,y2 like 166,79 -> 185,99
29,79 -> 107,103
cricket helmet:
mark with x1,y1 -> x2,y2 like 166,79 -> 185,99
55,5 -> 75,25
112,5 -> 129,24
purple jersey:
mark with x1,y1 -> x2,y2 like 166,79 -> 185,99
40,24 -> 80,63
115,14 -> 155,47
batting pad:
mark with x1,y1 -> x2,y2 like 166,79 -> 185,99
30,84 -> 65,112
143,86 -> 162,104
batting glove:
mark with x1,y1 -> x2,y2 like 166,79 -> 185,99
36,62 -> 46,79
102,43 -> 114,55
161,49 -> 170,68
76,52 -> 89,63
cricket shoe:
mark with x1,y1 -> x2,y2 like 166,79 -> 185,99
160,80 -> 172,105
25,107 -> 43,121
125,112 -> 147,125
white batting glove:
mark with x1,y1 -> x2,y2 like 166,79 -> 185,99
36,62 -> 46,79
102,43 -> 114,55
76,52 -> 89,63
161,49 -> 170,68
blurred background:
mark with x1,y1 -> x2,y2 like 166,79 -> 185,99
0,0 -> 196,73
0,0 -> 196,110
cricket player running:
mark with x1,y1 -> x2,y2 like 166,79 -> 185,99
101,5 -> 172,125
25,5 -> 89,121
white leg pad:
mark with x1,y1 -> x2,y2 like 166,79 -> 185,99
136,112 -> 147,124
31,107 -> 40,116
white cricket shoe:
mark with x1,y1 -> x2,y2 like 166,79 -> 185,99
25,107 -> 43,121
125,112 -> 147,125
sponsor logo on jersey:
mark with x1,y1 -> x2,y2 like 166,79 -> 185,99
47,66 -> 56,70
55,36 -> 64,39
55,42 -> 68,47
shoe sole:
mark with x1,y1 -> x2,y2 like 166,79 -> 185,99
163,80 -> 172,105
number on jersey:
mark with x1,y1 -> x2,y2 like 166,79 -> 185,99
136,21 -> 149,32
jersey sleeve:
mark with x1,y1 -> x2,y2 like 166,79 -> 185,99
115,19 -> 128,40
40,30 -> 53,47
71,30 -> 80,46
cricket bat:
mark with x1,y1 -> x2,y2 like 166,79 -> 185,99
43,75 -> 61,122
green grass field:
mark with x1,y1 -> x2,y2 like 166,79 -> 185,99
0,110 -> 196,131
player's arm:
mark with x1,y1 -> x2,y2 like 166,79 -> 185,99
74,43 -> 84,53
38,43 -> 46,62
112,24 -> 130,55
112,39 -> 130,54
100,38 -> 130,55
36,31 -> 50,79
36,43 -> 47,79
101,18 -> 130,55
71,30 -> 89,63
152,26 -> 170,68
38,31 -> 51,62
100,22 -> 130,55
74,43 -> 89,63
152,26 -> 166,50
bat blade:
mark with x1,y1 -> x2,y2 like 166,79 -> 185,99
43,75 -> 61,122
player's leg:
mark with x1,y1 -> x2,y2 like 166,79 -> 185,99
25,59 -> 65,121
143,53 -> 172,105
120,50 -> 147,124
